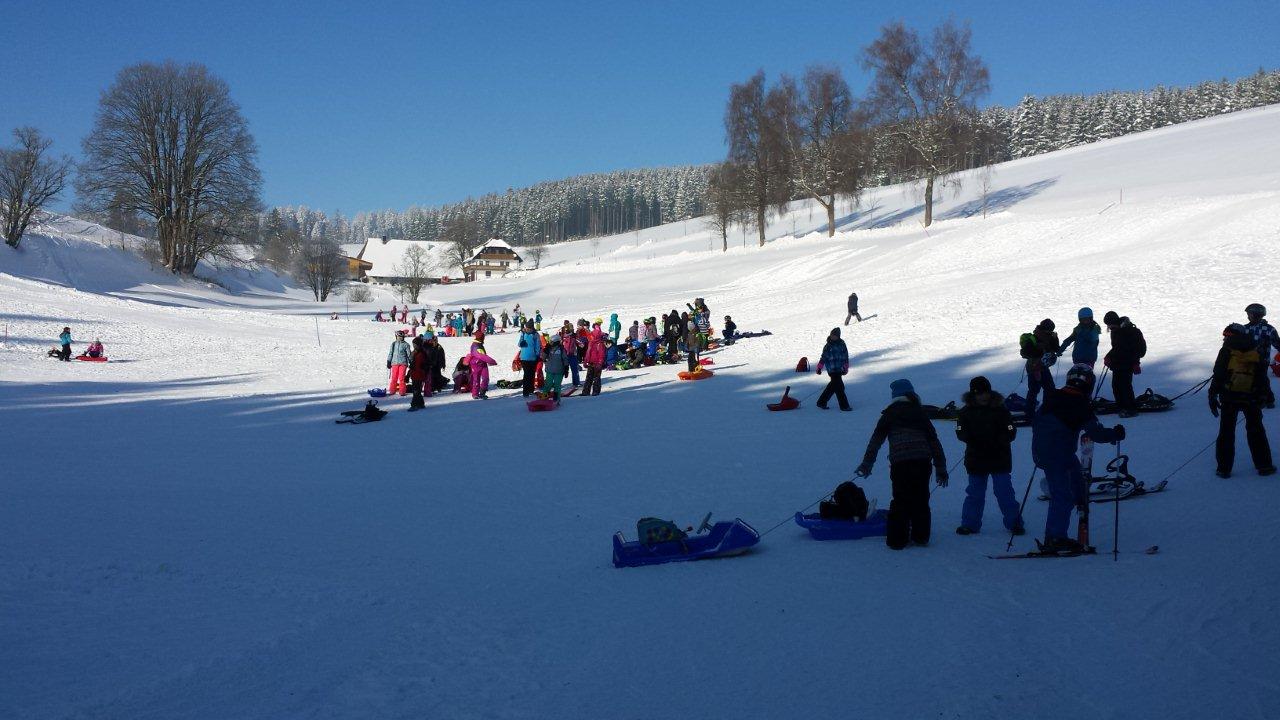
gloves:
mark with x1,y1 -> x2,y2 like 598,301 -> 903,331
855,463 -> 872,478
386,361 -> 392,370
936,471 -> 949,488
1208,394 -> 1220,418
1113,424 -> 1126,442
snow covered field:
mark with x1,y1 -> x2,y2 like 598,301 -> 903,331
3,106 -> 1280,719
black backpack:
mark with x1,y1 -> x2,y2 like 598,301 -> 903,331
820,481 -> 869,521
337,400 -> 388,425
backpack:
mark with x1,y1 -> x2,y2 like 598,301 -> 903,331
336,401 -> 388,425
1019,333 -> 1039,360
636,517 -> 687,546
796,356 -> 809,373
1224,347 -> 1262,399
819,481 -> 870,521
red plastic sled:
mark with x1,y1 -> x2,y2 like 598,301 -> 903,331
1272,353 -> 1280,378
699,358 -> 715,366
527,398 -> 558,412
768,386 -> 800,411
75,355 -> 109,362
678,368 -> 715,381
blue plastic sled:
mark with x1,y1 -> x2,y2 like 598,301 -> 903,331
793,508 -> 889,541
612,518 -> 760,568
367,388 -> 388,398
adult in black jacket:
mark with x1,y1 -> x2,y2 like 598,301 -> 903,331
1209,324 -> 1275,477
426,335 -> 448,391
1103,311 -> 1147,417
663,310 -> 681,360
856,379 -> 949,549
955,376 -> 1024,535
845,292 -> 862,325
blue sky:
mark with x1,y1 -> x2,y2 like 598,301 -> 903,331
3,0 -> 1277,213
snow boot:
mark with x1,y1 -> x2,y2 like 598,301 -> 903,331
955,526 -> 976,536
1260,466 -> 1277,476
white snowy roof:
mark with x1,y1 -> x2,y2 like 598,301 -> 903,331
464,238 -> 522,265
339,243 -> 365,259
358,238 -> 459,278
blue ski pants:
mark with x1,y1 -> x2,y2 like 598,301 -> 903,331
960,472 -> 1023,532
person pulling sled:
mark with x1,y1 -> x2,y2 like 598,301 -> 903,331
1209,324 -> 1275,477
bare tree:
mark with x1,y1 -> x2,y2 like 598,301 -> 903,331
589,235 -> 602,258
861,20 -> 990,227
440,213 -> 484,276
347,284 -> 373,303
77,61 -> 262,273
978,163 -> 996,218
787,67 -> 873,237
725,71 -> 794,246
705,162 -> 747,252
525,244 -> 547,268
295,225 -> 345,301
0,127 -> 73,249
395,244 -> 435,303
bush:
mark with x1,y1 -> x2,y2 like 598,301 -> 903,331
346,283 -> 372,302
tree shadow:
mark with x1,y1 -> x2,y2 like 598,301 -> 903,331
937,178 -> 1059,221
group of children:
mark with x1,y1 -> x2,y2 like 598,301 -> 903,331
46,327 -> 105,361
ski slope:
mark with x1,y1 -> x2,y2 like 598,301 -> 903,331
3,106 -> 1280,720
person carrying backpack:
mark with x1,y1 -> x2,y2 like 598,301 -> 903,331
1209,324 -> 1275,477
386,330 -> 411,396
518,322 -> 541,397
856,379 -> 949,549
955,376 -> 1024,535
1103,311 -> 1147,417
1020,319 -> 1059,414
1032,364 -> 1124,553
1058,307 -> 1101,368
1244,303 -> 1280,409
815,328 -> 851,411
845,292 -> 862,325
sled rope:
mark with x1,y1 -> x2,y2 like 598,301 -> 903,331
1168,376 -> 1212,402
758,491 -> 832,538
1152,416 -> 1243,486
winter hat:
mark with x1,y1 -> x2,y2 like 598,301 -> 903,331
829,327 -> 841,339
890,379 -> 915,398
1039,318 -> 1055,331
1078,307 -> 1093,320
1246,303 -> 1267,318
1103,311 -> 1121,326
1224,323 -> 1247,337
969,376 -> 992,394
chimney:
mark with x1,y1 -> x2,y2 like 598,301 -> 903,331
381,235 -> 389,244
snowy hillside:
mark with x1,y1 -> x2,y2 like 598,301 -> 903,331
3,106 -> 1280,719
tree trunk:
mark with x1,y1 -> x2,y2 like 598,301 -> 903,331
822,195 -> 836,237
756,205 -> 766,247
923,176 -> 935,228
722,228 -> 728,253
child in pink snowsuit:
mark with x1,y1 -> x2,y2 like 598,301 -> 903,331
467,342 -> 498,399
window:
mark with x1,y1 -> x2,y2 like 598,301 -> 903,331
485,271 -> 491,278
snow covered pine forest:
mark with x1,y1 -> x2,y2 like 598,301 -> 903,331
4,97 -> 1280,718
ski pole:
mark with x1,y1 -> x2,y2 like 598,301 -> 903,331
1093,365 -> 1110,401
1113,441 -> 1122,561
1008,467 -> 1038,551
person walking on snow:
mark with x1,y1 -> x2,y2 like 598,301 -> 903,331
518,322 -> 541,397
815,328 -> 852,411
57,327 -> 73,361
856,379 -> 949,550
609,313 -> 622,344
1032,364 -> 1124,552
1209,323 -> 1275,477
1243,303 -> 1280,408
466,341 -> 497,399
1058,307 -> 1101,369
845,292 -> 862,325
1103,311 -> 1146,417
955,376 -> 1024,535
386,330 -> 411,396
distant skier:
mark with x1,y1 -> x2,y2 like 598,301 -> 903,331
1102,311 -> 1147,417
1243,303 -> 1280,408
1058,307 -> 1101,368
815,327 -> 851,411
386,330 -> 411,396
57,327 -> 72,361
1032,364 -> 1124,552
845,292 -> 862,325
856,379 -> 949,550
1209,324 -> 1275,477
955,376 -> 1024,536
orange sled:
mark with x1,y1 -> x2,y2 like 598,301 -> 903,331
768,386 -> 800,411
678,368 -> 715,381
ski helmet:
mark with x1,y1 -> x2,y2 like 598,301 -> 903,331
1065,363 -> 1094,390
1078,307 -> 1093,320
1246,303 -> 1266,318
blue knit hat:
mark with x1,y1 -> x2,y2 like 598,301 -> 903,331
890,379 -> 915,398
1078,307 -> 1093,320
